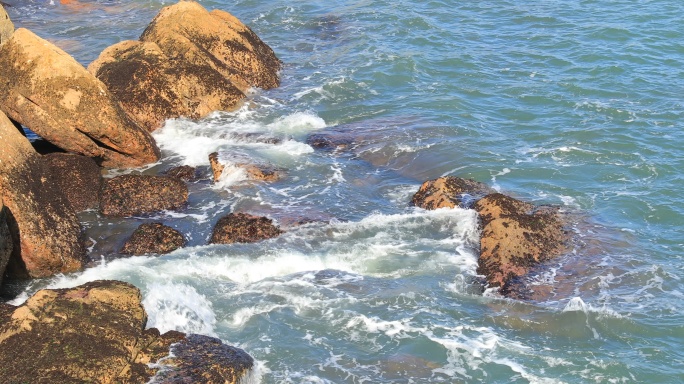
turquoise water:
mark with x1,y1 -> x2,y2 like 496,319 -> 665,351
5,0 -> 684,382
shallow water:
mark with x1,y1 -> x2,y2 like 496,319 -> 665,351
5,0 -> 684,382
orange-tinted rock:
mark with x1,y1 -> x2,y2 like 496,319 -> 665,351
210,213 -> 283,244
0,28 -> 160,168
163,165 -> 201,182
0,110 -> 85,278
43,153 -> 102,212
209,151 -> 283,183
120,222 -> 185,255
474,193 -> 568,294
0,3 -> 13,46
411,176 -> 494,210
88,40 -> 244,132
140,0 -> 281,92
100,174 -> 188,217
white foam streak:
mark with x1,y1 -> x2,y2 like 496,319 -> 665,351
143,282 -> 217,336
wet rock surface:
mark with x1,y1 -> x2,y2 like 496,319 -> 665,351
0,199 -> 12,287
100,174 -> 188,217
0,110 -> 85,279
209,151 -> 284,183
0,3 -> 13,46
474,193 -> 568,295
43,153 -> 102,212
411,176 -> 495,210
120,222 -> 185,255
0,28 -> 160,168
163,165 -> 202,182
210,212 -> 283,244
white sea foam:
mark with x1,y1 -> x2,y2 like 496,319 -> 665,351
143,282 -> 217,336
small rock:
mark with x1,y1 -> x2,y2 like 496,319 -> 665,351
120,222 -> 185,255
43,153 -> 102,212
100,174 -> 188,217
209,151 -> 283,183
210,213 -> 283,244
163,165 -> 201,182
306,131 -> 354,151
411,176 -> 494,210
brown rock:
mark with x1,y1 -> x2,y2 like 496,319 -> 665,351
209,151 -> 283,183
43,153 -> 103,212
0,28 -> 160,168
474,193 -> 568,294
88,40 -> 244,132
0,110 -> 85,279
163,165 -> 201,182
0,3 -> 13,46
0,199 -> 12,287
140,0 -> 281,92
100,174 -> 188,217
210,213 -> 283,244
411,176 -> 494,210
121,222 -> 186,255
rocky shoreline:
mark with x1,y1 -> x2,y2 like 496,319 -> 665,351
0,1 -> 574,382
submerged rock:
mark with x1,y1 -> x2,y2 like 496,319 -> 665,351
89,40 -> 244,132
209,151 -> 283,183
0,110 -> 85,279
43,153 -> 102,212
0,28 -> 160,168
411,176 -> 494,210
474,193 -> 568,294
0,3 -> 13,46
100,174 -> 188,217
163,165 -> 201,182
0,199 -> 12,287
120,222 -> 185,255
140,0 -> 281,92
210,212 -> 283,244
0,280 -> 253,383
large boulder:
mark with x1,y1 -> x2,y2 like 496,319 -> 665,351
0,280 -> 254,383
0,199 -> 12,287
120,222 -> 186,255
43,153 -> 102,212
411,176 -> 494,210
0,110 -> 85,278
474,193 -> 568,294
210,213 -> 283,244
0,3 -> 13,46
88,40 -> 244,132
140,0 -> 281,92
0,28 -> 160,168
100,174 -> 188,217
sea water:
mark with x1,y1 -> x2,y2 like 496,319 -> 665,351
4,0 -> 683,382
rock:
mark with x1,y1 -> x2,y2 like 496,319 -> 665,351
0,199 -> 12,287
411,176 -> 494,210
120,222 -> 185,255
100,174 -> 188,217
153,334 -> 254,383
163,165 -> 201,182
140,0 -> 281,92
88,40 -> 244,132
210,213 -> 283,244
0,28 -> 160,168
306,131 -> 354,151
0,3 -> 13,46
0,110 -> 85,278
0,280 -> 254,383
209,151 -> 283,183
43,153 -> 102,212
474,193 -> 568,294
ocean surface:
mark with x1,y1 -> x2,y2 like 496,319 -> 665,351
4,0 -> 684,382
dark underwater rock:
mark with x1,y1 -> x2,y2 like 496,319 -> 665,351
120,222 -> 185,255
163,165 -> 201,182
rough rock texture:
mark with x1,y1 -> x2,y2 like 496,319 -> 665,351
100,174 -> 188,217
0,3 -> 13,46
0,28 -> 160,168
411,176 -> 494,210
120,222 -> 186,255
306,130 -> 355,151
153,334 -> 254,383
163,165 -> 201,182
0,110 -> 85,278
210,213 -> 283,244
0,280 -> 253,383
43,153 -> 102,212
140,0 -> 281,92
0,199 -> 12,287
474,193 -> 568,294
209,151 -> 283,183
88,40 -> 244,132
